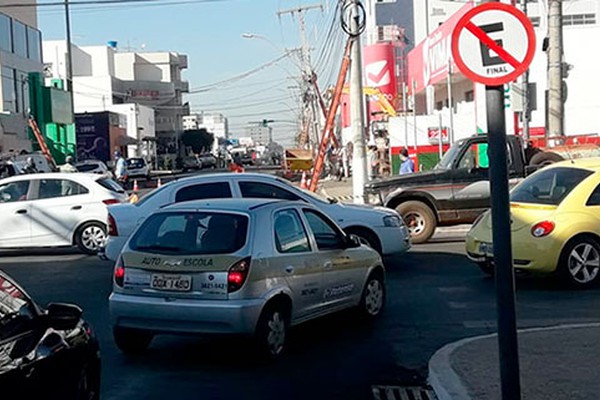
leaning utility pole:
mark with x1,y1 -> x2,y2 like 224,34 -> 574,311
342,0 -> 368,203
547,0 -> 564,137
277,4 -> 324,148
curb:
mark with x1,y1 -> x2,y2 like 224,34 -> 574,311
428,322 -> 600,400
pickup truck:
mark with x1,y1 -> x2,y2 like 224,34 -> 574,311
364,134 -> 600,243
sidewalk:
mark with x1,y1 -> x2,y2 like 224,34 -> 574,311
429,323 -> 600,400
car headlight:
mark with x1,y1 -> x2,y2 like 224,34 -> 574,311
383,215 -> 402,227
367,193 -> 382,205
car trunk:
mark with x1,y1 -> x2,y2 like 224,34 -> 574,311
484,202 -> 557,232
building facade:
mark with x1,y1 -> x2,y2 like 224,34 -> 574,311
245,124 -> 272,146
0,0 -> 43,151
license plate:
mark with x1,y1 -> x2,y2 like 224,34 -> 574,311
480,242 -> 494,256
151,274 -> 192,292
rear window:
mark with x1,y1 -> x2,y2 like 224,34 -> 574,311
76,164 -> 99,172
511,167 -> 593,205
130,212 -> 249,255
127,159 -> 145,168
96,177 -> 125,194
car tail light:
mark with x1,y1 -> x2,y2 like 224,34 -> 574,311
114,257 -> 125,287
107,214 -> 118,236
103,199 -> 121,205
228,257 -> 251,293
531,221 -> 555,238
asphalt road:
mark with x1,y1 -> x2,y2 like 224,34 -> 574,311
2,235 -> 600,399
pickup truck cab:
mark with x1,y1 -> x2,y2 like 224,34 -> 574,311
365,135 -> 533,243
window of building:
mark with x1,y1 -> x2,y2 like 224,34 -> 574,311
563,13 -> 596,26
1,66 -> 16,113
0,13 -> 11,52
465,90 -> 475,102
530,17 -> 541,27
26,27 -> 41,62
12,20 -> 27,58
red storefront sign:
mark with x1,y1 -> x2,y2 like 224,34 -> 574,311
427,127 -> 450,144
363,43 -> 398,115
407,1 -> 475,94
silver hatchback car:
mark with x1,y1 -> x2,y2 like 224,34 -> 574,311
109,199 -> 385,358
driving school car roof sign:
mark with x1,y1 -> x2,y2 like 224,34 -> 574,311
451,2 -> 536,86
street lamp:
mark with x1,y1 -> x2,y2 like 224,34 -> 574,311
241,33 -> 302,69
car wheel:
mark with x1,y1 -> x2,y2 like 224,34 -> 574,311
75,365 -> 99,400
558,236 -> 600,289
344,228 -> 382,254
75,222 -> 107,255
359,271 -> 385,319
256,305 -> 288,359
396,201 -> 436,244
478,261 -> 494,277
113,327 -> 153,354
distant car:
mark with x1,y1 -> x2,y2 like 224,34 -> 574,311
103,173 -> 411,261
126,158 -> 150,179
197,153 -> 217,169
109,199 -> 385,358
466,158 -> 600,288
0,269 -> 100,398
0,172 -> 128,254
75,160 -> 112,177
181,155 -> 201,172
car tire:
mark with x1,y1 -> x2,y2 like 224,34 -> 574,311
113,327 -> 153,354
75,364 -> 100,400
558,236 -> 600,289
478,261 -> 494,277
396,201 -> 436,244
256,304 -> 288,359
529,151 -> 564,167
344,228 -> 382,254
358,271 -> 386,319
75,222 -> 107,255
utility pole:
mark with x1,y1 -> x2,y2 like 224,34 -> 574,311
521,0 -> 530,141
277,4 -> 323,150
547,0 -> 564,137
64,0 -> 75,119
342,0 -> 368,203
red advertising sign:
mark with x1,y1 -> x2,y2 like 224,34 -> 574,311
407,1 -> 475,94
427,127 -> 449,144
363,43 -> 398,113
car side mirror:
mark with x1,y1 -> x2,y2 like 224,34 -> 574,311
46,303 -> 82,330
346,234 -> 362,249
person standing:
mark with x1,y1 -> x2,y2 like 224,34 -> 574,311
114,151 -> 128,183
21,157 -> 38,174
59,155 -> 78,173
367,144 -> 379,180
399,148 -> 415,175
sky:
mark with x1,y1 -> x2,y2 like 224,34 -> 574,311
36,0 -> 345,146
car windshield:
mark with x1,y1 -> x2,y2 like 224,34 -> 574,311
76,163 -> 100,172
511,167 -> 593,205
435,140 -> 465,170
96,177 -> 125,193
130,212 -> 249,255
127,159 -> 145,168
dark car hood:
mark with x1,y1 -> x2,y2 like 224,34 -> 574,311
365,168 -> 451,190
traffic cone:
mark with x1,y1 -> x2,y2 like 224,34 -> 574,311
157,177 -> 162,188
133,179 -> 139,192
300,171 -> 307,189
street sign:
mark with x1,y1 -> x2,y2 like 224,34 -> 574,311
451,2 -> 536,86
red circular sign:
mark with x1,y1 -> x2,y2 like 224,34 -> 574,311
451,3 -> 536,86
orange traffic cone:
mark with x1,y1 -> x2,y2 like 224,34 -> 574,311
157,178 -> 162,188
133,179 -> 139,192
300,171 -> 307,189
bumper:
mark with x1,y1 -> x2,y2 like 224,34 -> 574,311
465,233 -> 561,274
104,236 -> 127,262
373,225 -> 411,255
109,293 -> 266,335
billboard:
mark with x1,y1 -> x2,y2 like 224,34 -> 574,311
75,113 -> 110,162
363,43 -> 398,114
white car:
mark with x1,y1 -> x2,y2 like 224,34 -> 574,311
75,160 -> 113,177
103,173 -> 411,261
0,172 -> 128,254
126,158 -> 150,179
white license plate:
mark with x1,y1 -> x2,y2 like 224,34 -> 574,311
151,274 -> 192,292
480,242 -> 494,256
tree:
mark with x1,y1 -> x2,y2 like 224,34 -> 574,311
181,129 -> 214,154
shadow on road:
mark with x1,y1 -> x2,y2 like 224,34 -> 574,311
0,246 -> 83,258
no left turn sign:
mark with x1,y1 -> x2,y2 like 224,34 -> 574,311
451,2 -> 536,86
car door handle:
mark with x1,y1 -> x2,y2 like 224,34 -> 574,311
71,205 -> 82,210
323,261 -> 333,269
285,266 -> 294,274
15,209 -> 27,214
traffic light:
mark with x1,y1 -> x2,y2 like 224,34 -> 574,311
262,119 -> 268,127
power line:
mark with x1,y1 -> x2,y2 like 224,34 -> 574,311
0,0 -> 234,8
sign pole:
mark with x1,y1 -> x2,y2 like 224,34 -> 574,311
487,84 -> 522,400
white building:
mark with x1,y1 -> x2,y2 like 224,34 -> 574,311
245,124 -> 272,146
42,41 -> 189,155
0,1 -> 43,151
183,113 -> 228,138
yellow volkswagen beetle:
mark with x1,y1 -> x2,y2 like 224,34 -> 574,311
466,158 -> 600,288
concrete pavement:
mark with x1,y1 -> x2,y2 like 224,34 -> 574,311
429,323 -> 600,400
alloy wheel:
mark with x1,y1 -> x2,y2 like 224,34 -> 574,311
404,212 -> 425,236
568,243 -> 600,284
364,279 -> 384,316
81,225 -> 106,252
266,311 -> 286,356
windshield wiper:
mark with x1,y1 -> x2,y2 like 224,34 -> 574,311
135,245 -> 183,253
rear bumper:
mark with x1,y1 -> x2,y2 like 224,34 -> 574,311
104,236 -> 127,262
109,293 -> 266,335
372,225 -> 411,255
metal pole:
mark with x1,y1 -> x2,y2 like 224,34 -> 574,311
521,0 -> 530,141
547,0 -> 564,138
447,60 -> 454,144
412,80 -> 418,151
403,82 -> 408,147
487,84 -> 522,400
349,0 -> 368,204
64,0 -> 75,116
438,113 -> 443,159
